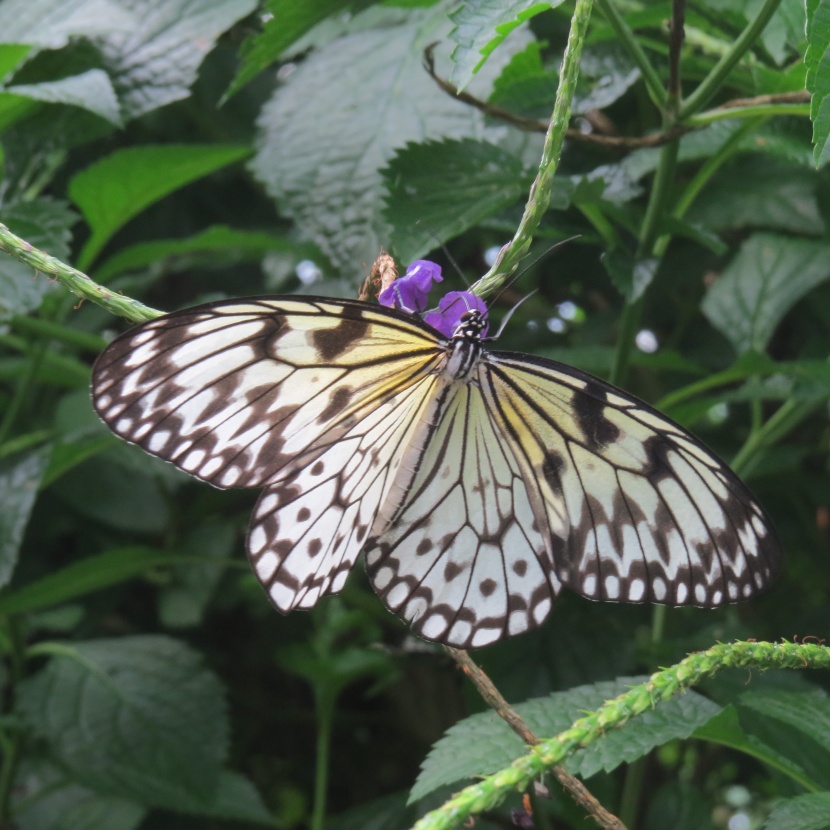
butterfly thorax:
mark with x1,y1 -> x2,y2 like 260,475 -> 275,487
445,310 -> 485,381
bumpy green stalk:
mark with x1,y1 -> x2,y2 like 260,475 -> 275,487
470,0 -> 593,298
0,223 -> 161,323
410,641 -> 830,830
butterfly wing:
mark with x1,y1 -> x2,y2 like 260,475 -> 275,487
481,351 -> 781,608
365,376 -> 559,649
93,297 -> 446,610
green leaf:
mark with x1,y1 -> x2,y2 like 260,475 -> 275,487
0,0 -> 133,49
17,636 -> 230,811
693,705 -> 820,791
701,233 -> 830,354
807,0 -> 830,166
158,522 -> 235,629
741,690 -> 830,767
0,449 -> 50,590
573,42 -> 640,114
93,224 -> 314,283
764,793 -> 830,830
97,0 -> 259,121
0,43 -> 32,79
227,0 -> 375,100
0,546 -> 175,616
383,138 -> 529,263
51,454 -> 173,534
68,144 -> 251,269
0,198 -> 76,319
0,92 -> 38,133
686,157 -> 824,235
448,0 -> 561,91
409,677 -> 720,802
13,760 -> 146,830
8,70 -> 121,125
488,40 -> 555,119
250,4 -> 529,272
602,250 -> 658,302
203,771 -> 272,825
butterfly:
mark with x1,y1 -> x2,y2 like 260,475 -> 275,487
91,273 -> 781,649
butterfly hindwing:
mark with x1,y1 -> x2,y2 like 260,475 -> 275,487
248,368 -> 441,613
365,377 -> 558,649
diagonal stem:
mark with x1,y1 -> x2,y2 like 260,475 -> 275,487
444,647 -> 627,830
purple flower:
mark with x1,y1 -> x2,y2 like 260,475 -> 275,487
423,291 -> 489,338
378,260 -> 443,313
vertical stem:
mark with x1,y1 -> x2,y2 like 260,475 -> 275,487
678,0 -> 783,118
0,619 -> 25,822
609,140 -> 680,387
471,0 -> 594,298
666,0 -> 686,117
310,691 -> 334,830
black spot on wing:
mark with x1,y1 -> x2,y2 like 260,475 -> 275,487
318,386 -> 353,423
573,380 -> 621,449
312,310 -> 370,361
541,450 -> 565,488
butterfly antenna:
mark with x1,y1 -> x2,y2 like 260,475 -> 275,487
415,220 -> 470,285
491,289 -> 539,340
486,234 -> 581,310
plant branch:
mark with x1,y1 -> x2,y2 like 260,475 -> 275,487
595,0 -> 666,108
412,641 -> 830,830
423,51 -> 808,148
0,223 -> 161,323
444,647 -> 626,829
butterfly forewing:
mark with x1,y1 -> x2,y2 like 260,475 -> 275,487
93,298 -> 442,489
484,352 -> 780,608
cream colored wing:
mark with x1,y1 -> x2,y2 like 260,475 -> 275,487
481,351 -> 781,608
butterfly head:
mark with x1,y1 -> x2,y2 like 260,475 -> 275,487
450,308 -> 488,342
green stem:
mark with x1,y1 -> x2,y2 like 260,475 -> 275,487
687,102 -> 810,127
0,223 -> 161,323
595,0 -> 666,108
0,340 -> 47,446
617,756 -> 645,827
609,140 -> 679,387
11,315 -> 106,352
471,0 -> 593,298
669,118 -> 763,225
410,641 -> 830,830
310,691 -> 334,830
0,619 -> 25,821
731,398 -> 820,478
678,0 -> 783,119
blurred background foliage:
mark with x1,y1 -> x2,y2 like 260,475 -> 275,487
0,0 -> 829,828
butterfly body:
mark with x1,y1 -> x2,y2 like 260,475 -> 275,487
92,296 -> 781,648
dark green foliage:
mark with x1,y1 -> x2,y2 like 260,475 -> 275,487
0,1 -> 829,829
